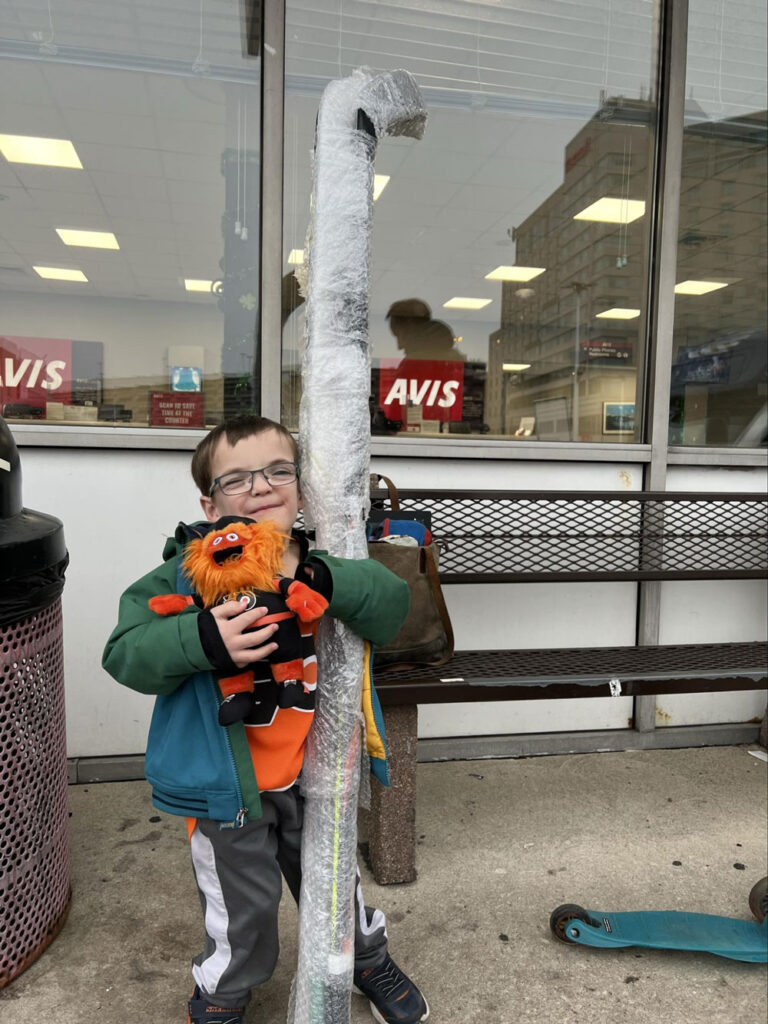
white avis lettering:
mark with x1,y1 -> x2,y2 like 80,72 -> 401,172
0,358 -> 66,391
383,378 -> 460,408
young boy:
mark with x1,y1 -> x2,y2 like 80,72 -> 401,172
102,414 -> 429,1024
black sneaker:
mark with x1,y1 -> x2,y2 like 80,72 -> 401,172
187,985 -> 246,1024
354,955 -> 429,1024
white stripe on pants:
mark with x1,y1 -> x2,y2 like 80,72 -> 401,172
189,785 -> 388,1007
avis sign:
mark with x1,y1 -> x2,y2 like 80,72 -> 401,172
0,336 -> 72,410
379,358 -> 464,426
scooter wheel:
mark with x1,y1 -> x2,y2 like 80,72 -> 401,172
748,877 -> 767,923
550,904 -> 594,943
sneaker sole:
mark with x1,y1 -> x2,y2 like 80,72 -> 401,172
353,989 -> 430,1024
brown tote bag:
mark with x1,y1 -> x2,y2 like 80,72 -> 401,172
368,475 -> 454,671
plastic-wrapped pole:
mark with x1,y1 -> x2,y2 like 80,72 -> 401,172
291,68 -> 426,1024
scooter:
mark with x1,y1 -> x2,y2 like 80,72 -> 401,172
550,876 -> 768,963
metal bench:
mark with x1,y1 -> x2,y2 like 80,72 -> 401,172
363,489 -> 768,884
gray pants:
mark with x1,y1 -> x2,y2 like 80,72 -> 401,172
190,785 -> 388,1007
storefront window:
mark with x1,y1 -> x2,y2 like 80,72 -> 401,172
283,0 -> 659,442
669,0 -> 767,448
0,1 -> 261,429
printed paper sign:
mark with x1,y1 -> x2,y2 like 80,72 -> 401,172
150,392 -> 204,428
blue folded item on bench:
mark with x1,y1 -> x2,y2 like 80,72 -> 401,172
367,518 -> 432,546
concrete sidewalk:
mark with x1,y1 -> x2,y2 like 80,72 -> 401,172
3,745 -> 767,1023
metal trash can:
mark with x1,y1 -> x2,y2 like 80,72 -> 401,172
0,415 -> 69,988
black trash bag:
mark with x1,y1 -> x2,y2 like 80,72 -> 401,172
0,554 -> 69,629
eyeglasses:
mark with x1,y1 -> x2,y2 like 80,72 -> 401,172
209,461 -> 299,496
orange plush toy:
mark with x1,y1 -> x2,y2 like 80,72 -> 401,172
149,517 -> 328,726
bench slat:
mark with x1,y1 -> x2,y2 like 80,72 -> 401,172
375,641 -> 768,705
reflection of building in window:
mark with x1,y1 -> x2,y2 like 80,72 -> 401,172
670,111 -> 767,446
486,95 -> 655,442
486,95 -> 767,447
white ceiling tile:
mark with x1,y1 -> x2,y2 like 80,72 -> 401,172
429,206 -> 502,232
42,64 -> 153,116
28,189 -> 106,216
381,177 -> 461,208
106,217 -> 178,242
0,62 -> 53,105
99,195 -> 173,222
161,151 -> 223,183
0,100 -> 66,137
450,182 -> 533,212
87,170 -> 169,202
5,164 -> 93,193
395,146 -> 488,183
163,120 -> 227,156
76,142 -> 165,178
166,179 -> 223,207
145,75 -> 228,123
62,109 -> 159,149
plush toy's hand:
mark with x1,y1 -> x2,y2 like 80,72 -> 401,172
277,579 -> 328,621
149,594 -> 194,615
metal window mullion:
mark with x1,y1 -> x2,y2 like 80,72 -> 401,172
636,0 -> 689,734
259,0 -> 286,421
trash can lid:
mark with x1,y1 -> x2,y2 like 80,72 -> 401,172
1,415 -> 67,581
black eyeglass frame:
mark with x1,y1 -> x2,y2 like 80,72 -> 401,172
209,461 -> 300,496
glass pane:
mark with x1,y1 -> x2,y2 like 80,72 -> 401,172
283,0 -> 659,443
669,0 -> 767,448
0,1 -> 261,430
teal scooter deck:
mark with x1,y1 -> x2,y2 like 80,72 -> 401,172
550,905 -> 768,963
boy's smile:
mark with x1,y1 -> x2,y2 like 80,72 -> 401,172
199,429 -> 300,535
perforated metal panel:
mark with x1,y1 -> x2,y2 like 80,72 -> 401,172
370,490 -> 768,582
0,600 -> 70,988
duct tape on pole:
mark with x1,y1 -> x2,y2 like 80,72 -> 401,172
290,68 -> 426,1024
0,414 -> 70,988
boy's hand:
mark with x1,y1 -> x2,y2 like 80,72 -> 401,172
209,601 -> 279,668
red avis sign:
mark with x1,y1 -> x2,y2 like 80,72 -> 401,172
0,336 -> 72,409
379,359 -> 464,425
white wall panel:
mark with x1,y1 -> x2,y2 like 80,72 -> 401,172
12,447 -> 766,755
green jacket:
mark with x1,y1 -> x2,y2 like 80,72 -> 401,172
102,522 -> 409,823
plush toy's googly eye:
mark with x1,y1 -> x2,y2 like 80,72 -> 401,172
226,532 -> 240,541
212,536 -> 223,546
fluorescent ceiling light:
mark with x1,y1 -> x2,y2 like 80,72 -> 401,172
184,279 -> 214,292
373,175 -> 390,200
595,307 -> 641,319
443,297 -> 492,310
502,363 -> 531,372
485,266 -> 545,282
674,280 -> 729,295
0,133 -> 82,168
574,198 -> 646,224
56,228 -> 119,249
33,266 -> 88,282
287,249 -> 304,265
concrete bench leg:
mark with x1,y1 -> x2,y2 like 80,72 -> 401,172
368,704 -> 418,885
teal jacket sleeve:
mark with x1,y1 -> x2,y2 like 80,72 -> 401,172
306,552 -> 409,646
102,558 -> 212,696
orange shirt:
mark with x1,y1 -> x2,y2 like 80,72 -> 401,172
186,621 -> 318,839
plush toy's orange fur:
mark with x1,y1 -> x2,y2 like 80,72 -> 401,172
182,519 -> 288,606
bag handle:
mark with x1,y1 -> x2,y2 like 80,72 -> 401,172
369,473 -> 401,512
421,545 -> 455,666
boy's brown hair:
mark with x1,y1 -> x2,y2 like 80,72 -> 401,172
191,414 -> 299,496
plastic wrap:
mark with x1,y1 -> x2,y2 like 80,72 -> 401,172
291,69 -> 426,1024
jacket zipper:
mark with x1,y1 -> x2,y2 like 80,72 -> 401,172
213,678 -> 247,829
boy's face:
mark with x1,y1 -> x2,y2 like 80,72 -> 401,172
199,428 -> 300,534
